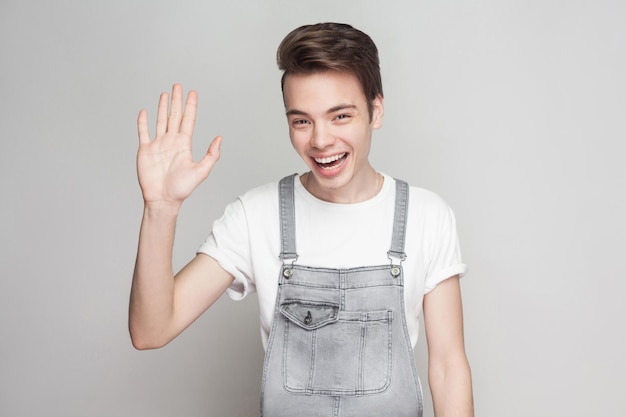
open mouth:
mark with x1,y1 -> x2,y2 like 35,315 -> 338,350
313,152 -> 348,170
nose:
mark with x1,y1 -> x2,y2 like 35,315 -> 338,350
310,123 -> 335,149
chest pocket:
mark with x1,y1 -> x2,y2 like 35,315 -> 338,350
279,301 -> 392,396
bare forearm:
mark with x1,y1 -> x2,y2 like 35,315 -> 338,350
129,202 -> 181,349
429,358 -> 474,417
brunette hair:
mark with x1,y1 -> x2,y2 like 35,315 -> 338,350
277,22 -> 383,118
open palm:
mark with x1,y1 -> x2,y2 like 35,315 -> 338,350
136,84 -> 221,205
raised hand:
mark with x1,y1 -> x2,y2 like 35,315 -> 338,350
136,84 -> 221,207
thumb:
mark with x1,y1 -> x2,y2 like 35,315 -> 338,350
195,136 -> 222,180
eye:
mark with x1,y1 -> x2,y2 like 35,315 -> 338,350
291,119 -> 309,126
334,113 -> 351,122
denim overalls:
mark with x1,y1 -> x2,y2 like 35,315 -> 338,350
260,174 -> 423,417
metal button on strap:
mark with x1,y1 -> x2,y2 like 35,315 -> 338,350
304,311 -> 312,325
283,268 -> 292,278
391,266 -> 401,277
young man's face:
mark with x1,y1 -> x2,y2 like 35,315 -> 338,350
283,71 -> 383,203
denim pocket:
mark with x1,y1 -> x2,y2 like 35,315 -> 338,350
280,301 -> 392,396
280,301 -> 339,330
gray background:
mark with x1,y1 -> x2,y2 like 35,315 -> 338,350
1,0 -> 624,416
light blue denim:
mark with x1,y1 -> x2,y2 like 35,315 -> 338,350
260,175 -> 423,417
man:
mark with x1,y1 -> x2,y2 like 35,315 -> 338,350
130,22 -> 473,417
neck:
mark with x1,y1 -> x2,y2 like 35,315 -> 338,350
301,168 -> 382,204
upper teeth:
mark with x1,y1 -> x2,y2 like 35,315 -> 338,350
315,153 -> 345,164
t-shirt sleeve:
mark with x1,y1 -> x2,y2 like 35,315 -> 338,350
197,198 -> 255,300
423,203 -> 467,294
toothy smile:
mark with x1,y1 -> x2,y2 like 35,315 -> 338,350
314,153 -> 347,167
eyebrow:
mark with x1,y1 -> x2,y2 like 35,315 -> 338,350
286,104 -> 358,117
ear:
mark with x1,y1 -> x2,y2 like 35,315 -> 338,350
370,95 -> 384,129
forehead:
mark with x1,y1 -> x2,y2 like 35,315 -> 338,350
283,71 -> 367,112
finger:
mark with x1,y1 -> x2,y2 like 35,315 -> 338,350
207,135 -> 222,158
195,136 -> 222,181
167,83 -> 183,133
137,109 -> 151,144
180,90 -> 198,138
155,91 -> 169,137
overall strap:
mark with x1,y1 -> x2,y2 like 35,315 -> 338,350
387,179 -> 409,264
278,174 -> 298,263
279,174 -> 409,265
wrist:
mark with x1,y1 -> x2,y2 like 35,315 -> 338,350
143,200 -> 183,218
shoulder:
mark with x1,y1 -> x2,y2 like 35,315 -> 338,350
210,179 -> 284,242
382,173 -> 451,215
407,185 -> 451,213
400,182 -> 460,248
229,177 -> 291,223
388,177 -> 458,231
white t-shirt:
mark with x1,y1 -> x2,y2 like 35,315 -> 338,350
198,173 -> 466,349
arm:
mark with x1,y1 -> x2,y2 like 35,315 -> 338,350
129,84 -> 234,350
423,275 -> 474,417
